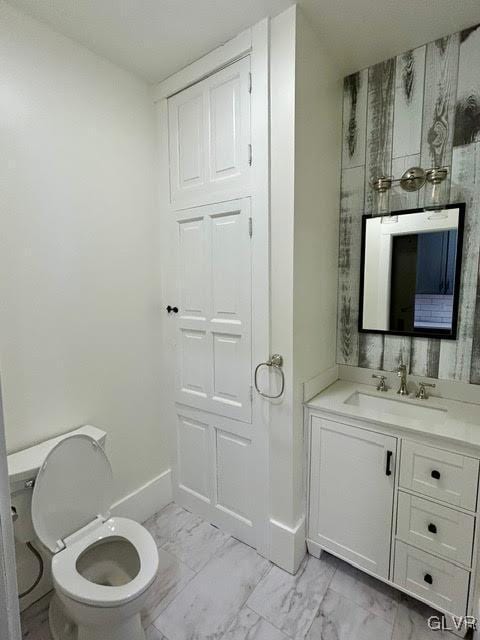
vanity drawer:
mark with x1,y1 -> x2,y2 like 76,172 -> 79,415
400,441 -> 479,511
394,541 -> 470,616
396,492 -> 475,566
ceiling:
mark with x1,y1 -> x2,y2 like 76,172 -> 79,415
7,0 -> 480,83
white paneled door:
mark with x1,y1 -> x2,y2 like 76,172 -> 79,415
168,57 -> 251,209
164,49 -> 268,549
175,199 -> 252,422
173,200 -> 255,545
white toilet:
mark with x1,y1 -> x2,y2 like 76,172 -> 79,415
30,434 -> 159,640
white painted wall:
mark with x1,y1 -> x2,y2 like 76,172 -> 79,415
269,5 -> 342,572
0,2 -> 168,505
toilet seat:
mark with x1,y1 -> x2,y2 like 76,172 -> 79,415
52,516 -> 158,607
31,434 -> 114,553
31,434 -> 159,610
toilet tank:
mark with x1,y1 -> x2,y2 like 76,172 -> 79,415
8,425 -> 107,543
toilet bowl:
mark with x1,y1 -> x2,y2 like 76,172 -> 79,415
31,434 -> 159,640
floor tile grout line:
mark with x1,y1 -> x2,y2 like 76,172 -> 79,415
327,581 -> 399,625
244,604 -> 292,638
299,560 -> 339,640
214,558 -> 274,640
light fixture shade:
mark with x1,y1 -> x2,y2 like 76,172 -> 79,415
370,176 -> 392,216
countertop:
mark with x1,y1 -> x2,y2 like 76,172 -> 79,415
306,380 -> 480,452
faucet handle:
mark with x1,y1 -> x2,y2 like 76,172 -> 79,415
416,381 -> 436,399
372,374 -> 388,392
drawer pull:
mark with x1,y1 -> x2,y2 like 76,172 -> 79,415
431,469 -> 441,480
385,450 -> 393,476
427,523 -> 437,534
424,573 -> 433,585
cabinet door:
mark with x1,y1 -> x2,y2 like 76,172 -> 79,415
168,56 -> 251,209
309,417 -> 397,579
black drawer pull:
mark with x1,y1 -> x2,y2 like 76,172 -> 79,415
431,469 -> 441,480
424,573 -> 433,585
166,305 -> 179,314
385,450 -> 393,476
428,523 -> 437,534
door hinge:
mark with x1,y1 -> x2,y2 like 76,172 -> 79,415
249,385 -> 253,402
248,144 -> 252,166
248,217 -> 253,238
248,72 -> 252,94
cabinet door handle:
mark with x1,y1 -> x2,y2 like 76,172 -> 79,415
424,573 -> 433,585
428,523 -> 437,534
431,469 -> 441,480
385,450 -> 393,476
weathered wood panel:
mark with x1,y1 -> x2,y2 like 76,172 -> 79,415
393,46 -> 426,159
438,144 -> 480,381
411,34 -> 460,379
420,34 -> 460,204
471,264 -> 480,383
364,59 -> 395,214
358,59 -> 395,369
342,69 -> 368,169
410,338 -> 442,378
454,25 -> 480,147
336,166 -> 365,365
383,336 -> 412,374
337,26 -> 480,385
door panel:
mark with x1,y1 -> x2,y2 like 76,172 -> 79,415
216,430 -> 252,523
309,417 -> 397,579
175,406 -> 255,546
168,57 -> 251,209
177,415 -> 210,501
178,330 -> 209,400
175,199 -> 251,422
209,74 -> 243,182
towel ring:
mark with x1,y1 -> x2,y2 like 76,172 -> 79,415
254,354 -> 285,399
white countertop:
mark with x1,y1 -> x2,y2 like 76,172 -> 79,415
306,380 -> 480,452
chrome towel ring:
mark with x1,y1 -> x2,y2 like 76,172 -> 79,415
254,354 -> 285,399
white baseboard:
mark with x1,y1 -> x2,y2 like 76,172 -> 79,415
269,515 -> 306,574
111,469 -> 172,523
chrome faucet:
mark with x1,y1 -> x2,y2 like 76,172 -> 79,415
397,363 -> 409,396
372,374 -> 388,392
416,381 -> 436,400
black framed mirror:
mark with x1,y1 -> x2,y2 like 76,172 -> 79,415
359,204 -> 465,340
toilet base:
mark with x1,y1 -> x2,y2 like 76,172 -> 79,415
49,595 -> 77,640
49,593 -> 146,640
77,613 -> 145,640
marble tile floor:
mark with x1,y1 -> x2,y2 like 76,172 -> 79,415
21,503 -> 461,640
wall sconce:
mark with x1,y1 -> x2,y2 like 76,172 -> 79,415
370,166 -> 448,217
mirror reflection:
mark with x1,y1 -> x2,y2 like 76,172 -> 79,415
359,205 -> 465,339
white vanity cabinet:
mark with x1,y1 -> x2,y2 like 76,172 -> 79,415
309,417 -> 396,579
306,388 -> 480,630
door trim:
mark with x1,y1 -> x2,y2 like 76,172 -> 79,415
153,28 -> 252,101
156,19 -> 271,557
0,380 -> 22,640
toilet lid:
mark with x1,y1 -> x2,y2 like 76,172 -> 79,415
31,434 -> 113,553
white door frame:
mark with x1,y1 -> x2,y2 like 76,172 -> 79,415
154,19 -> 271,556
0,381 -> 22,640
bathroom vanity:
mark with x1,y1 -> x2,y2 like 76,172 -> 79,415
306,380 -> 480,634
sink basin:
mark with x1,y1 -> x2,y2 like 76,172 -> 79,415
344,392 -> 447,425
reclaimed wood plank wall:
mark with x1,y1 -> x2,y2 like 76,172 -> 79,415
336,24 -> 480,385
